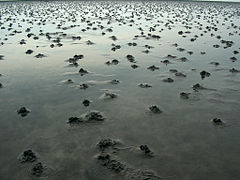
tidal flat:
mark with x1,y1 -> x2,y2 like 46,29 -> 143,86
0,1 -> 240,179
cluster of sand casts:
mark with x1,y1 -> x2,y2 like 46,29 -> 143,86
0,0 -> 240,179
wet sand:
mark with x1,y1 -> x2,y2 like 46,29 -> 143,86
0,1 -> 240,180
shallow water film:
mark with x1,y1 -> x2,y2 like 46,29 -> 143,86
0,1 -> 240,179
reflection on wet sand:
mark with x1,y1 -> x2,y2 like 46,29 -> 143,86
0,1 -> 240,180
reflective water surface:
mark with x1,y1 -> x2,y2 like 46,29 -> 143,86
0,1 -> 240,180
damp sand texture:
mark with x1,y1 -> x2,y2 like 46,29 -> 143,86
0,1 -> 240,180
